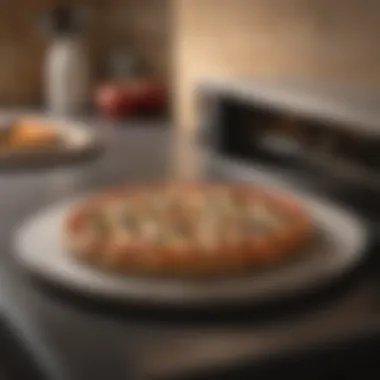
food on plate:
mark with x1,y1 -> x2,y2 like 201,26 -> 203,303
64,182 -> 312,277
0,117 -> 61,151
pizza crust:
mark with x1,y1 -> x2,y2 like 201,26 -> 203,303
63,182 -> 312,277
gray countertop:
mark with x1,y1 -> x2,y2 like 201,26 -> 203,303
0,119 -> 379,380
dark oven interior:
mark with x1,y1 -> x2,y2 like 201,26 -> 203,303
217,97 -> 379,175
201,95 -> 380,224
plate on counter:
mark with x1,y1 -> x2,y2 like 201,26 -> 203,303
0,113 -> 103,169
13,182 -> 368,307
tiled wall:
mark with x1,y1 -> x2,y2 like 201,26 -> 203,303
173,0 -> 380,129
0,0 -> 170,104
105,0 -> 170,82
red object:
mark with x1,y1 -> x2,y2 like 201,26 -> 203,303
95,80 -> 166,118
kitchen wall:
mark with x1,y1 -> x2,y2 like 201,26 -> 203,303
173,0 -> 380,129
105,0 -> 171,83
0,0 -> 170,105
2,0 -> 379,124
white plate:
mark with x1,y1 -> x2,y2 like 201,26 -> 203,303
14,191 -> 367,306
0,114 -> 101,168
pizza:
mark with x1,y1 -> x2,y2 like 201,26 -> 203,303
64,182 -> 312,276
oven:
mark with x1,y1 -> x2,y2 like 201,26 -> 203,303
197,79 -> 380,248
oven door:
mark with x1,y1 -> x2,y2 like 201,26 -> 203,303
199,92 -> 379,190
198,92 -> 379,247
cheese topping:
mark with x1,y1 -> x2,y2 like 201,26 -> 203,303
87,186 -> 288,250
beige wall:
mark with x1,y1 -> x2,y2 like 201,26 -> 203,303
173,0 -> 380,129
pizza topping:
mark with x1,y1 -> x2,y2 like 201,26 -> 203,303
69,184 -> 304,261
110,229 -> 131,249
121,213 -> 139,231
90,213 -> 109,234
72,228 -> 99,255
164,233 -> 189,253
197,228 -> 218,250
172,223 -> 189,240
139,219 -> 159,242
246,203 -> 284,230
243,219 -> 271,236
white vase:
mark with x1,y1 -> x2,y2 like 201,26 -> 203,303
45,36 -> 90,115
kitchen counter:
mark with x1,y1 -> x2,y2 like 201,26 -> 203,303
0,119 -> 379,380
